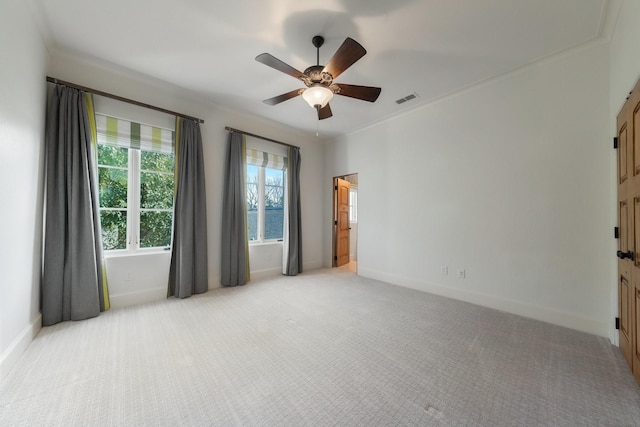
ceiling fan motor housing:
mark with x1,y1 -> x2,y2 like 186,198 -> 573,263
303,65 -> 333,87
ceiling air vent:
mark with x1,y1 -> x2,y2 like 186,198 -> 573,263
395,92 -> 419,105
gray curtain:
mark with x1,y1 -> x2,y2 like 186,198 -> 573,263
221,132 -> 249,286
42,85 -> 108,326
168,118 -> 209,298
283,146 -> 303,275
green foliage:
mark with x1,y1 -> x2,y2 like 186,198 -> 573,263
100,210 -> 127,250
141,151 -> 174,173
140,211 -> 173,248
98,168 -> 128,208
141,171 -> 174,209
98,145 -> 128,167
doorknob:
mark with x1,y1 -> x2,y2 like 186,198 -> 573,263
617,250 -> 635,260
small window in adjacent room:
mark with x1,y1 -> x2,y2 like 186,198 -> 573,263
246,146 -> 287,243
96,115 -> 175,253
349,186 -> 357,223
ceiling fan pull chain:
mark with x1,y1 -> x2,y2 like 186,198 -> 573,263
316,106 -> 320,136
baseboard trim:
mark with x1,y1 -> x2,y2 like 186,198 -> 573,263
0,312 -> 42,382
303,259 -> 323,271
358,268 -> 609,337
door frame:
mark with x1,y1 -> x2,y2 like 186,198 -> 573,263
332,173 -> 358,269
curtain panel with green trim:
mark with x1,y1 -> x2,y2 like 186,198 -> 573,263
95,114 -> 174,153
42,86 -> 110,325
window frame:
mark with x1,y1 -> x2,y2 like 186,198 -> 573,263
97,145 -> 175,256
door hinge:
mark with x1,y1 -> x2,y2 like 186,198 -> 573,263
615,227 -> 620,239
334,185 -> 338,190
334,220 -> 338,225
334,256 -> 338,261
615,317 -> 620,330
614,137 -> 618,149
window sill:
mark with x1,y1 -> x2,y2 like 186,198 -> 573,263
248,240 -> 283,247
104,249 -> 172,259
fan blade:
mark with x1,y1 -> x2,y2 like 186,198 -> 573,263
263,89 -> 303,106
323,38 -> 367,79
318,103 -> 333,120
335,84 -> 381,102
255,53 -> 305,80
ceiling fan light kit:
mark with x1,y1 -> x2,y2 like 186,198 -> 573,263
256,35 -> 381,121
302,84 -> 333,108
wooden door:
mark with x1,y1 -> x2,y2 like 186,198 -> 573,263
617,79 -> 640,385
335,178 -> 350,267
617,104 -> 633,369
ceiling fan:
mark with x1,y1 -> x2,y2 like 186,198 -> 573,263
255,36 -> 381,120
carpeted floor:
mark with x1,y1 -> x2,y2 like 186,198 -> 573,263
1,268 -> 639,426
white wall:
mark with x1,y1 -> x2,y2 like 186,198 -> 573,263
325,42 -> 612,337
0,0 -> 48,379
610,0 -> 640,115
49,52 -> 325,307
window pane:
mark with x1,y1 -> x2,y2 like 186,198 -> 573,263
265,184 -> 284,208
98,145 -> 128,167
265,168 -> 284,208
141,151 -> 174,173
247,209 -> 257,241
264,168 -> 284,240
264,207 -> 283,240
246,164 -> 258,241
140,171 -> 174,209
100,210 -> 127,250
246,165 -> 258,210
98,167 -> 128,208
140,211 -> 173,248
349,188 -> 357,222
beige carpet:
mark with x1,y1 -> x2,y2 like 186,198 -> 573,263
1,268 -> 639,426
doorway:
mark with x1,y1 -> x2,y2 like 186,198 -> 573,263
333,173 -> 358,273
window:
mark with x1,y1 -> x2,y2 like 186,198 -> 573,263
96,115 -> 175,252
246,148 -> 287,243
349,187 -> 358,223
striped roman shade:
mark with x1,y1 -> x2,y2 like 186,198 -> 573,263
96,114 -> 174,153
246,148 -> 287,170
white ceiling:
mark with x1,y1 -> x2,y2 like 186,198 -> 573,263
30,0 -> 615,139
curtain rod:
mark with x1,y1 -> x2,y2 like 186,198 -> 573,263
46,76 -> 204,124
225,127 -> 299,150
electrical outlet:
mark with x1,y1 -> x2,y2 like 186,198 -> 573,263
441,266 -> 448,276
457,269 -> 465,279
